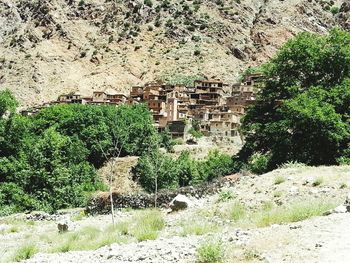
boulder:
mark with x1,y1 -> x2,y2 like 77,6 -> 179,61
57,220 -> 70,233
324,193 -> 350,215
345,193 -> 350,212
169,194 -> 192,212
333,205 -> 348,214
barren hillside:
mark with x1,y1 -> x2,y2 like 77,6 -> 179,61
0,0 -> 348,106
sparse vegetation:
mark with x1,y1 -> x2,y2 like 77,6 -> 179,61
312,177 -> 324,187
218,197 -> 336,228
50,225 -> 128,253
274,176 -> 286,185
196,239 -> 224,263
273,191 -> 282,198
228,202 -> 246,222
218,188 -> 235,202
254,200 -> 335,227
179,221 -> 219,236
243,248 -> 260,261
130,209 -> 165,241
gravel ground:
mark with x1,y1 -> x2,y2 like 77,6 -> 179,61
2,165 -> 350,263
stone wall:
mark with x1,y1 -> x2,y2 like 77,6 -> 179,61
86,174 -> 240,214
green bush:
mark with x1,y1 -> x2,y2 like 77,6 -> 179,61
196,239 -> 224,263
159,127 -> 175,152
144,0 -> 153,7
188,127 -> 203,138
247,153 -> 271,174
132,151 -> 179,192
133,150 -> 235,192
330,6 -> 339,15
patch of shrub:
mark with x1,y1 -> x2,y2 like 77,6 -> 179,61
217,188 -> 235,202
194,49 -> 201,56
330,6 -> 339,15
247,152 -> 271,174
274,176 -> 286,185
12,244 -> 37,262
312,177 -> 324,187
196,239 -> 224,263
133,150 -> 235,192
144,0 -> 153,7
188,127 -> 203,138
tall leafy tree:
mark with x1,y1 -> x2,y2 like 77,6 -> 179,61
240,28 -> 350,171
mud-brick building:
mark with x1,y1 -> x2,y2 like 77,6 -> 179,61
208,111 -> 240,137
91,88 -> 127,105
191,80 -> 226,106
58,92 -> 84,103
130,86 -> 144,100
243,72 -> 264,86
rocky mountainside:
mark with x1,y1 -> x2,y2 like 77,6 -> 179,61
0,0 -> 348,107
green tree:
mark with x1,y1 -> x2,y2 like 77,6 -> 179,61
240,29 -> 350,171
0,89 -> 18,117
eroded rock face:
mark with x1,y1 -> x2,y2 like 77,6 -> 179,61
169,194 -> 192,212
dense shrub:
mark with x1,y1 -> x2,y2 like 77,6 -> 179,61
0,95 -> 158,213
133,150 -> 235,192
159,127 -> 175,152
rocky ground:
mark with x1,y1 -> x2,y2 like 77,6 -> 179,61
1,165 -> 350,263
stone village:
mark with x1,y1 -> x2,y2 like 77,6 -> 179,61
21,73 -> 263,139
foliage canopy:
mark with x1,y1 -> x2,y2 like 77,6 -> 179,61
240,28 -> 350,172
0,101 -> 158,214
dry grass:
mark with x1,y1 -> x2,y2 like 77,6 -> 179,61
179,221 -> 220,237
12,244 -> 37,262
274,176 -> 286,185
218,198 -> 336,228
49,225 -> 129,253
130,209 -> 165,241
253,200 -> 335,227
312,177 -> 324,187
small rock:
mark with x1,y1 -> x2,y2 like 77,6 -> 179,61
0,224 -> 8,232
289,186 -> 299,195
